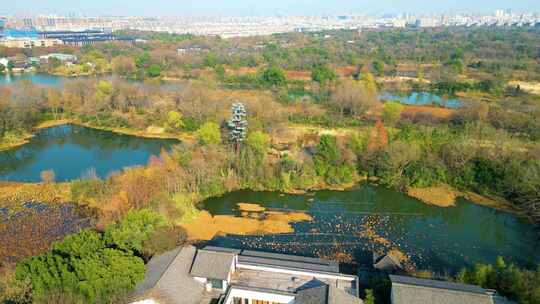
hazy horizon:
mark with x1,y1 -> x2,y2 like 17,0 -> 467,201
2,0 -> 540,17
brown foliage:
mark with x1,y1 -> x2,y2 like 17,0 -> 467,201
40,169 -> 56,184
367,120 -> 388,151
0,205 -> 88,264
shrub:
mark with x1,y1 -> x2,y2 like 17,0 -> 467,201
196,122 -> 221,145
104,209 -> 167,253
165,110 -> 184,132
14,227 -> 146,303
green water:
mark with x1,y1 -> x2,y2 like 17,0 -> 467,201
0,125 -> 178,182
201,185 -> 539,273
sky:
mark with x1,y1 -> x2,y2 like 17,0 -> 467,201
3,0 -> 540,16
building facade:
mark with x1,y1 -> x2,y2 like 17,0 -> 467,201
130,246 -> 362,304
0,38 -> 63,48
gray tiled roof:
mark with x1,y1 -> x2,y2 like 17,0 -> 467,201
390,275 -> 487,294
242,250 -> 339,268
390,275 -> 493,304
202,246 -> 242,254
374,254 -> 403,272
295,284 -> 328,304
238,250 -> 340,274
295,279 -> 362,304
130,245 -> 205,304
327,284 -> 363,304
190,249 -> 235,280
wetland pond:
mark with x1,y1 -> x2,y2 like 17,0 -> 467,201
200,186 -> 539,273
381,91 -> 462,108
0,124 -> 178,182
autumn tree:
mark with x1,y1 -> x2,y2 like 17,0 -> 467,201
196,122 -> 222,145
165,111 -> 184,132
367,120 -> 389,152
112,55 -> 136,76
331,78 -> 380,116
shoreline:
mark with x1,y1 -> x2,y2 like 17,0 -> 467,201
0,121 -> 527,220
407,184 -> 520,214
0,119 -> 194,152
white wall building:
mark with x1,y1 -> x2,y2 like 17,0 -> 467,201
130,245 -> 362,304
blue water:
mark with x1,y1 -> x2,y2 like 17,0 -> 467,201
0,73 -> 184,91
0,73 -> 65,87
381,92 -> 461,108
0,125 -> 178,182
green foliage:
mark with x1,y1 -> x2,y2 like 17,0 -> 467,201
457,257 -> 540,304
314,135 -> 355,185
372,60 -> 384,76
311,64 -> 337,84
203,53 -> 218,68
214,65 -> 226,79
104,209 -> 167,253
382,101 -> 404,125
196,122 -> 222,145
14,226 -> 147,303
95,80 -> 113,103
165,110 -> 185,132
135,52 -> 151,69
146,64 -> 162,78
260,66 -> 286,87
246,131 -> 270,157
364,289 -> 375,304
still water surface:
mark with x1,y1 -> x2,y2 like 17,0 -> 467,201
381,91 -> 462,108
0,125 -> 177,182
202,186 -> 539,273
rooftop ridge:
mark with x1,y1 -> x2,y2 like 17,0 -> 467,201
390,274 -> 487,295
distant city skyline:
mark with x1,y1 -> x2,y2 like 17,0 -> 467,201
2,0 -> 540,16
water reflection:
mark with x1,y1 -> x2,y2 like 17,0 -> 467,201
201,186 -> 539,273
0,124 -> 177,182
381,92 -> 461,108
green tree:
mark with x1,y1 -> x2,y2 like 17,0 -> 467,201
165,110 -> 185,131
373,60 -> 384,76
135,52 -> 151,69
382,101 -> 404,125
203,53 -> 218,68
311,64 -> 337,84
246,131 -> 270,157
314,135 -> 355,184
146,64 -> 162,78
15,227 -> 147,303
196,122 -> 222,145
215,65 -> 226,79
104,209 -> 167,253
260,66 -> 286,87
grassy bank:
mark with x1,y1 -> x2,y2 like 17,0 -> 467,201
407,184 -> 519,213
